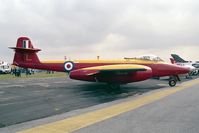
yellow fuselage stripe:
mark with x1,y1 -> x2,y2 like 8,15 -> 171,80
41,59 -> 166,65
17,79 -> 199,133
81,64 -> 150,70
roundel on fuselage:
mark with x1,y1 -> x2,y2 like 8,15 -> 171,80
64,61 -> 74,72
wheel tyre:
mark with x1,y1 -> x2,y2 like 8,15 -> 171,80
169,80 -> 176,87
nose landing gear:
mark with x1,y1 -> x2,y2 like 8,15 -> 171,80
169,80 -> 176,87
169,75 -> 180,87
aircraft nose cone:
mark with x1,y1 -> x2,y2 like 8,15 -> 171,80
190,66 -> 196,71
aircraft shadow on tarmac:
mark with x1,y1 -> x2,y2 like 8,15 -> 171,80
71,80 -> 166,102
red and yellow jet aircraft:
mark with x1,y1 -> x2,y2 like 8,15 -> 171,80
10,37 -> 190,89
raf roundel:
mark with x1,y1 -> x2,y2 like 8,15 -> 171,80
64,61 -> 74,72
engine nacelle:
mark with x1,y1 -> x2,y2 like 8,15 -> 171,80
69,67 -> 152,84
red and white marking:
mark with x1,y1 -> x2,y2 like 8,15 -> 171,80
23,40 -> 29,48
64,61 -> 74,71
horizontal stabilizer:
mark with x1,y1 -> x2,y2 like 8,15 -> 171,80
9,47 -> 41,52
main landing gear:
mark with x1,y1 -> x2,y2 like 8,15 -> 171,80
107,83 -> 120,89
169,75 -> 180,87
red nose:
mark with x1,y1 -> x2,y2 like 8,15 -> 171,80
176,66 -> 190,74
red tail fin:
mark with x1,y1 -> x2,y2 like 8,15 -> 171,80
9,37 -> 41,66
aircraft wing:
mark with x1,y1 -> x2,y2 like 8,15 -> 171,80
81,64 -> 149,76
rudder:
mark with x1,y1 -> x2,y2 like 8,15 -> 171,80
10,37 -> 41,66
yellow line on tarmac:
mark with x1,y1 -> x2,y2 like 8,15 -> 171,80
18,78 -> 199,133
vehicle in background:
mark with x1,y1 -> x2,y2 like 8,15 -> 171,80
0,61 -> 11,74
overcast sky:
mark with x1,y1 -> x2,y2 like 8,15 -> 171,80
0,0 -> 199,63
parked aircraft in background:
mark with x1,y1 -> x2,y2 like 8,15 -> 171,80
171,54 -> 199,76
10,37 -> 190,89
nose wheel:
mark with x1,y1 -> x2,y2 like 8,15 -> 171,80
169,80 -> 176,87
169,75 -> 180,87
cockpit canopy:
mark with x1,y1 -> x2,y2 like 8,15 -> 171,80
136,55 -> 164,61
124,55 -> 164,62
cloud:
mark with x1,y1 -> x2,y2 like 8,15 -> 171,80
0,0 -> 199,62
